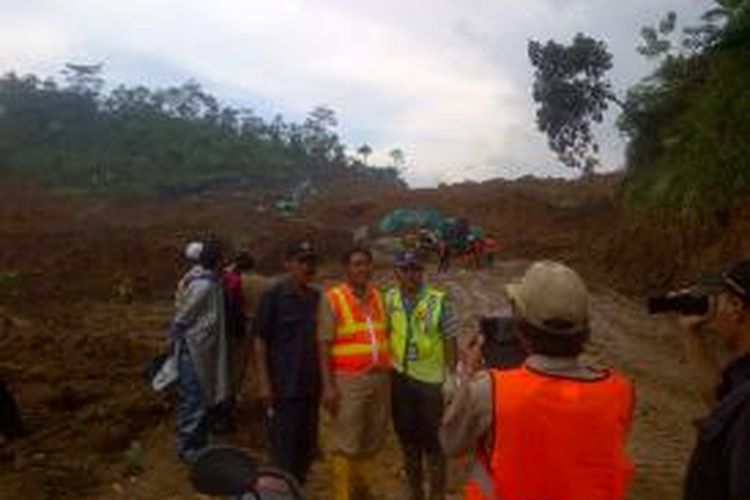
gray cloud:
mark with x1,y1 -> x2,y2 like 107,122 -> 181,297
0,0 -> 714,186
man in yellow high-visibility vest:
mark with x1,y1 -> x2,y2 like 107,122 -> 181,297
318,246 -> 390,500
386,251 -> 459,500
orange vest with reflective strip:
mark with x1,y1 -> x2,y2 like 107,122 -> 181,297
464,366 -> 634,500
326,283 -> 390,374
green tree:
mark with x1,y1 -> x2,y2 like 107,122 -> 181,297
637,11 -> 678,58
302,105 -> 342,164
388,148 -> 405,168
528,34 -> 620,173
618,0 -> 750,218
62,63 -> 104,97
357,143 -> 373,165
0,66 -> 406,195
682,0 -> 750,52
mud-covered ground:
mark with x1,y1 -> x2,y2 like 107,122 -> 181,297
1,260 -> 704,499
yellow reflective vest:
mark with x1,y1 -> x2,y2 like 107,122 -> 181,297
386,286 -> 446,384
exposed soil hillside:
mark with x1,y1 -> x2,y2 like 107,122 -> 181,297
1,174 -> 748,499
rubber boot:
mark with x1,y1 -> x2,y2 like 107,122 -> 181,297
403,446 -> 425,500
332,453 -> 352,500
426,452 -> 446,500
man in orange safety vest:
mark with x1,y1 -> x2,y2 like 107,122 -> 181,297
318,246 -> 390,500
440,261 -> 635,500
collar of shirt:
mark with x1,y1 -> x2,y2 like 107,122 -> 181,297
526,354 -> 580,372
346,282 -> 372,301
280,276 -> 316,298
525,354 -> 606,380
716,352 -> 750,400
343,283 -> 379,319
401,285 -> 427,314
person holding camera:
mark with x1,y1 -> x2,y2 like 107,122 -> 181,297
440,261 -> 634,500
675,260 -> 750,500
387,250 -> 459,500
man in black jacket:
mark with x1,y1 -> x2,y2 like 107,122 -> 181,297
680,260 -> 750,500
254,240 -> 321,484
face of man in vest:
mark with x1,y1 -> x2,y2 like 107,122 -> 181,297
395,264 -> 424,296
346,251 -> 373,291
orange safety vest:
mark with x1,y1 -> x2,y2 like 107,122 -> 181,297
464,366 -> 634,500
326,283 -> 390,374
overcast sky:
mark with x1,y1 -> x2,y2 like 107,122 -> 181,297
0,0 -> 713,186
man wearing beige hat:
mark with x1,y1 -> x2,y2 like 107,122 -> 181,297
440,260 -> 635,500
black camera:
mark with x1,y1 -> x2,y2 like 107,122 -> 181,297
478,316 -> 526,369
647,292 -> 710,316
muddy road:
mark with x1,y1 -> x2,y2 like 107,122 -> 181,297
3,261 -> 704,499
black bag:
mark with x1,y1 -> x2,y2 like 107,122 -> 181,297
144,352 -> 170,384
144,351 -> 178,392
0,379 -> 24,439
479,316 -> 526,370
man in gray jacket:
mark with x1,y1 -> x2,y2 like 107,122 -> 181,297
170,239 -> 231,463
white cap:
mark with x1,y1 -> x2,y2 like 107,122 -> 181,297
185,241 -> 203,261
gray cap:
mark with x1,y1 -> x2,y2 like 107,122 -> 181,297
394,251 -> 423,268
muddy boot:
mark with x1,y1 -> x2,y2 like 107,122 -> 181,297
426,452 -> 446,500
402,446 -> 425,500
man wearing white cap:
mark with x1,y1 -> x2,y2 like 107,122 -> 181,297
440,260 -> 635,500
171,239 -> 231,463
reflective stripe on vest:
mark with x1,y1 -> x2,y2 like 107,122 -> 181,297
464,366 -> 634,500
386,286 -> 446,384
327,284 -> 390,374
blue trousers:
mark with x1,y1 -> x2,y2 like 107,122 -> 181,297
175,340 -> 209,462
